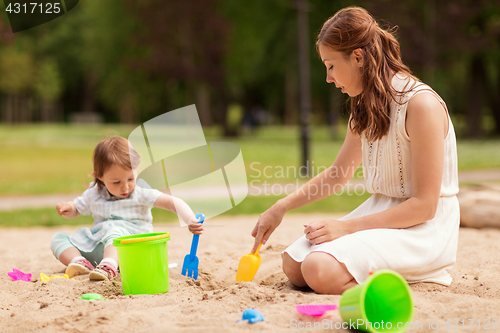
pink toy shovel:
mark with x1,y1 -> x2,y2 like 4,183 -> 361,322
295,304 -> 338,317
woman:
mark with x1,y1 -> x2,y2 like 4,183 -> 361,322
250,6 -> 459,295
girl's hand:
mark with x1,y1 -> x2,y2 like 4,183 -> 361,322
251,202 -> 286,253
188,222 -> 204,235
56,202 -> 73,218
304,219 -> 353,245
168,196 -> 199,227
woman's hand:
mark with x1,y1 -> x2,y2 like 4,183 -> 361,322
251,202 -> 287,253
304,219 -> 353,245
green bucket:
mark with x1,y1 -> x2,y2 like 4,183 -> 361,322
339,270 -> 414,333
113,232 -> 171,295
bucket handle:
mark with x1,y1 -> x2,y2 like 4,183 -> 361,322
120,233 -> 170,244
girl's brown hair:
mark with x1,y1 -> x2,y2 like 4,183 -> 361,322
92,136 -> 141,190
317,6 -> 419,141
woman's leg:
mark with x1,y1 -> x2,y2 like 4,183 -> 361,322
282,252 -> 308,287
301,252 -> 357,295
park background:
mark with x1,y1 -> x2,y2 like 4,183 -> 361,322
1,0 -> 500,227
1,2 -> 500,332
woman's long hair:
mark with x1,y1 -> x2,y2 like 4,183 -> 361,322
317,6 -> 419,141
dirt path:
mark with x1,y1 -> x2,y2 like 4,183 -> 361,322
1,169 -> 499,211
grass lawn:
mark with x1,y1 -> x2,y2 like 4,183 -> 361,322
0,191 -> 371,228
1,123 -> 498,228
1,123 -> 499,196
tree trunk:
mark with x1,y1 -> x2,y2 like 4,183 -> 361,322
14,94 -> 20,122
423,0 -> 437,86
17,94 -> 30,123
3,94 -> 14,123
466,54 -> 485,138
196,84 -> 212,127
119,94 -> 135,124
217,93 -> 232,137
486,63 -> 500,136
23,95 -> 33,122
284,68 -> 298,125
82,72 -> 98,114
0,95 -> 5,123
41,99 -> 62,122
40,99 -> 57,122
297,0 -> 311,177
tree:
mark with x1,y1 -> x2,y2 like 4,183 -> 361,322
357,0 -> 500,137
0,44 -> 35,122
34,58 -> 63,122
123,0 -> 229,127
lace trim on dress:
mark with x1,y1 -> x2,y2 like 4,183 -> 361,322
395,105 -> 406,196
367,141 -> 374,189
376,143 -> 383,192
368,142 -> 373,166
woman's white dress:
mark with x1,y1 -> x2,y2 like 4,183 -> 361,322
284,73 -> 460,286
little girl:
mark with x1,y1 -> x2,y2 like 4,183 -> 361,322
52,136 -> 203,281
251,6 -> 459,294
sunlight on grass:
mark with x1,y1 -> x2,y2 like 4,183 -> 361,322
457,140 -> 500,170
0,191 -> 370,227
0,124 -> 499,196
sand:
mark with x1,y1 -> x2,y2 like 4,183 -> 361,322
0,214 -> 499,333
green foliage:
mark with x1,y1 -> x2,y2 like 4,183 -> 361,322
82,0 -> 148,117
218,191 -> 372,217
34,1 -> 88,90
0,144 -> 93,195
0,124 -> 499,197
0,207 -> 94,227
221,0 -> 289,97
0,46 -> 35,93
227,103 -> 244,130
0,0 -> 499,135
456,139 -> 500,170
0,124 -> 134,195
34,58 -> 63,100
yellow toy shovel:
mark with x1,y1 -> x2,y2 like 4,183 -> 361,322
235,243 -> 262,282
39,273 -> 75,281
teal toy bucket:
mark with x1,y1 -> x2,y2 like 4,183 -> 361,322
113,232 -> 170,295
339,270 -> 414,333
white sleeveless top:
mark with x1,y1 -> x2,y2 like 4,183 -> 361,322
284,73 -> 460,286
362,73 -> 459,198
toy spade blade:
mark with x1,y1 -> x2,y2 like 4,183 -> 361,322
182,254 -> 199,280
235,243 -> 262,282
181,213 -> 204,280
